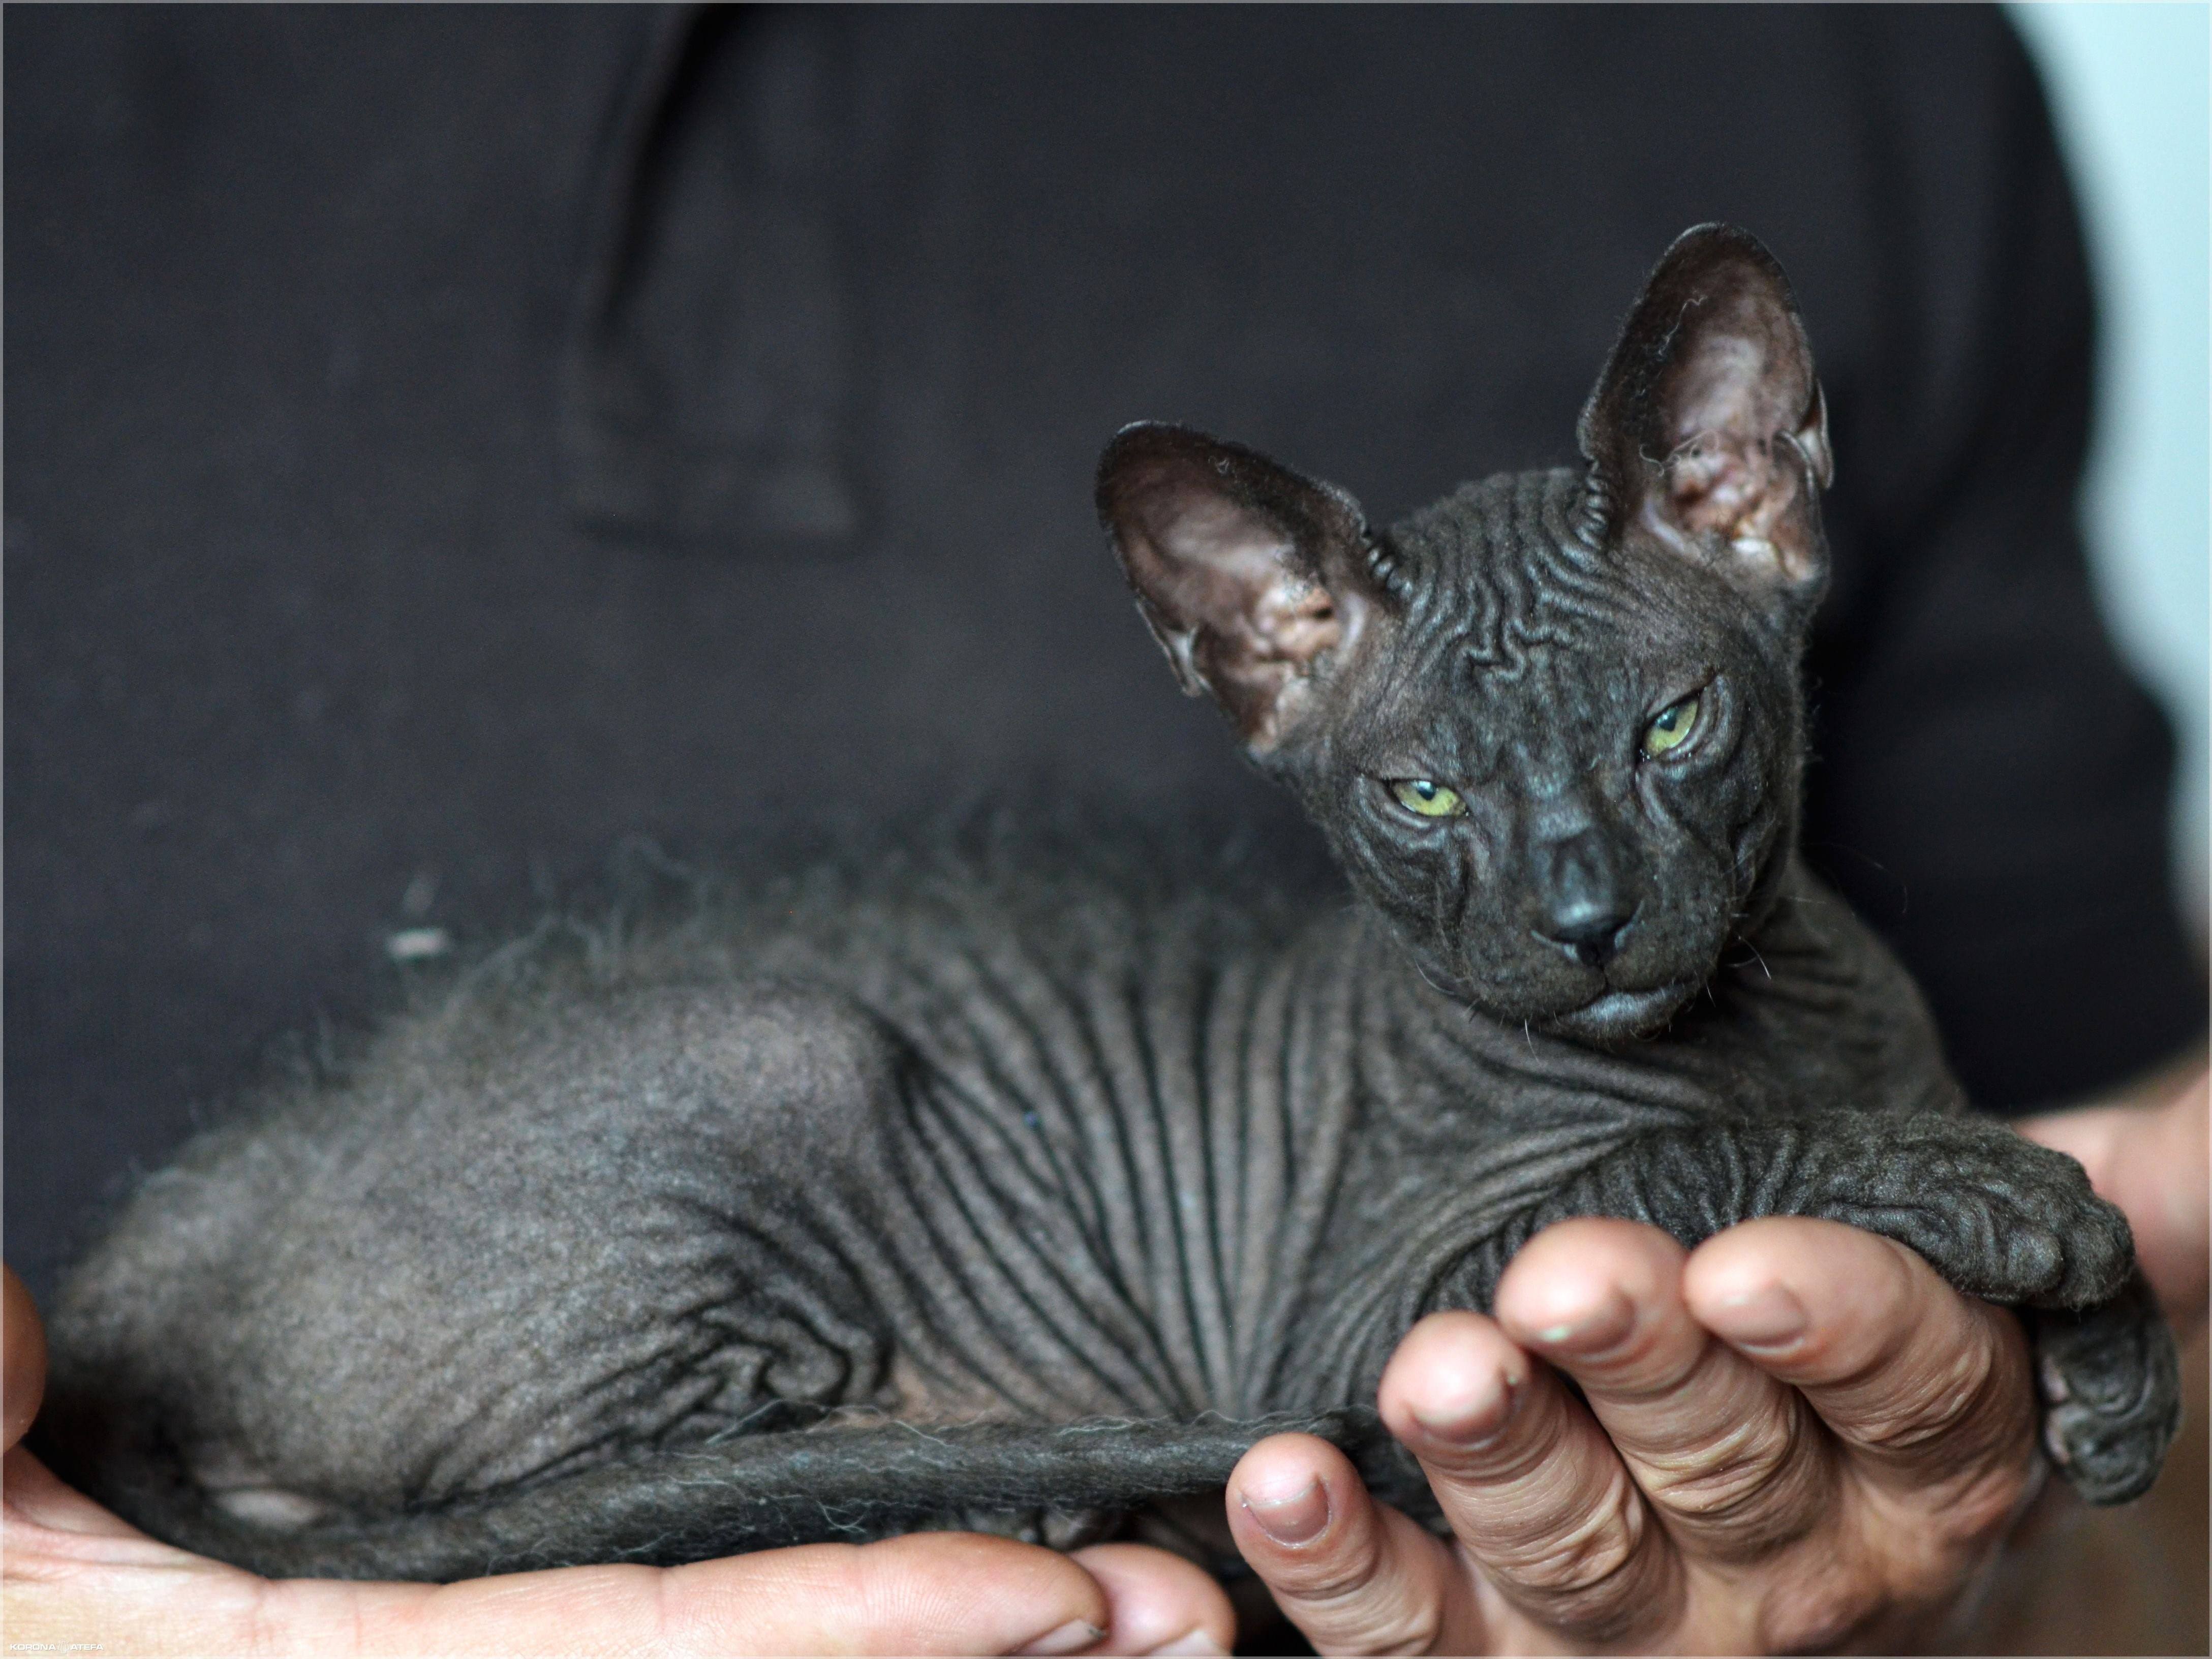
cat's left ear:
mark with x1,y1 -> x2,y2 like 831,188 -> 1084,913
1097,423 -> 1390,754
1579,224 -> 1832,602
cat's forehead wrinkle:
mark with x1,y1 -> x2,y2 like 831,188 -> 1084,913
1357,465 -> 1746,793
1391,470 -> 1633,686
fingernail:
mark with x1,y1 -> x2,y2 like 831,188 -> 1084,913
1409,1364 -> 1523,1446
1530,1287 -> 1634,1354
1240,1474 -> 1330,1545
1144,1632 -> 1230,1655
1711,1283 -> 1806,1349
1016,1618 -> 1107,1656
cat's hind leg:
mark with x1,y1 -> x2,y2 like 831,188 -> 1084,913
41,980 -> 925,1575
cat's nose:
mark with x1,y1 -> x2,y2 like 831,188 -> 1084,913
1534,830 -> 1634,967
1541,901 -> 1635,968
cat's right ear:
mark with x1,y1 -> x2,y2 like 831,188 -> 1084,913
1096,423 -> 1388,754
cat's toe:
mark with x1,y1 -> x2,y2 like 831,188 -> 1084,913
2044,1391 -> 2174,1506
1982,1136 -> 2135,1308
2027,1282 -> 2183,1507
2048,1201 -> 2136,1309
1991,1194 -> 2131,1309
1978,1217 -> 2067,1300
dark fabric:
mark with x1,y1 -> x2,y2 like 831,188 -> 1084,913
7,4 -> 2201,1299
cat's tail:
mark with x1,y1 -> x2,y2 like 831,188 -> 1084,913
57,1410 -> 1390,1583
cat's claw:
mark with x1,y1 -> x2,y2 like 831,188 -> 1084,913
2036,1349 -> 2070,1407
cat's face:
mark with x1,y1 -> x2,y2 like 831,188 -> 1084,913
1099,226 -> 1833,1042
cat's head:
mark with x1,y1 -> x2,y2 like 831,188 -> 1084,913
1098,225 -> 1832,1042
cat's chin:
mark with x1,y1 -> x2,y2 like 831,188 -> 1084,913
1541,981 -> 1699,1043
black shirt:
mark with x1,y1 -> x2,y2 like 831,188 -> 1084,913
6,5 -> 2201,1297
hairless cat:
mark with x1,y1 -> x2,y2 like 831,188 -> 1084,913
42,225 -> 2178,1582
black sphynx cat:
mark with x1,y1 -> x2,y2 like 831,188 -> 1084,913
43,226 -> 2178,1582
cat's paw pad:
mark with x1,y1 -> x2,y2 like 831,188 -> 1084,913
2030,1289 -> 2183,1506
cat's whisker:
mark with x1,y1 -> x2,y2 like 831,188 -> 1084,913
1411,959 -> 1460,1004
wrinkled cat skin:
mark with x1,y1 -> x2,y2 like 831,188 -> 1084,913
42,227 -> 2179,1583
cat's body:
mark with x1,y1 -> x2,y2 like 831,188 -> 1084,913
43,229 -> 2180,1582
42,831 -> 2017,1581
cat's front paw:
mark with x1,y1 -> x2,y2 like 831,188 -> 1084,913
2027,1276 -> 2183,1505
1840,1118 -> 2135,1310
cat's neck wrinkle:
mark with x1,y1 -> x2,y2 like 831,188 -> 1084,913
1345,914 -> 1723,1136
1641,855 -> 1961,1118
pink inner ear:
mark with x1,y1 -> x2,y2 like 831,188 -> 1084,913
1652,329 -> 1822,582
1247,577 -> 1340,667
1100,425 -> 1377,750
1150,496 -> 1345,672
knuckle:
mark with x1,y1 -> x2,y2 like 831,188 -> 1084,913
1305,1592 -> 1446,1657
1486,1467 -> 1672,1642
1496,1465 -> 1644,1593
1274,1525 -> 1443,1655
1889,1458 -> 2034,1565
1269,1522 -> 1392,1605
1759,1574 -> 1889,1655
1643,1399 -> 1810,1523
1851,1328 -> 2032,1472
1931,1462 -> 2034,1548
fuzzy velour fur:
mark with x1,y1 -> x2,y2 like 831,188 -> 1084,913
42,227 -> 2178,1583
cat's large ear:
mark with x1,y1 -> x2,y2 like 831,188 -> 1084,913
1097,423 -> 1389,753
1578,224 -> 1832,600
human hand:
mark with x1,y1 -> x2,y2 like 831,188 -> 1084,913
1,1266 -> 1235,1657
1225,1216 -> 2043,1653
2019,1059 -> 2208,1327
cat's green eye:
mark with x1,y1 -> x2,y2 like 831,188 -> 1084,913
1391,778 -> 1464,818
1642,695 -> 1702,759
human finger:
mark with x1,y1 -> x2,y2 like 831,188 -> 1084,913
1490,1218 -> 1832,1562
1684,1217 -> 2036,1539
2020,1066 -> 2209,1322
5,1264 -> 47,1453
5,1526 -> 1124,1658
1224,1429 -> 1482,1654
1374,1309 -> 1680,1648
2,1258 -> 1126,1657
1070,1541 -> 1236,1654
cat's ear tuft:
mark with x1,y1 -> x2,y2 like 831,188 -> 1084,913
1096,423 -> 1386,753
1579,225 -> 1831,600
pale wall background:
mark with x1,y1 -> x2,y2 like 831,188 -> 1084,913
2008,3 -> 2210,940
